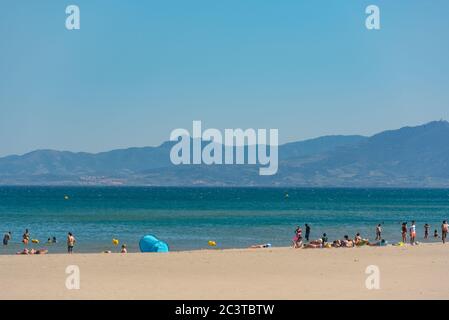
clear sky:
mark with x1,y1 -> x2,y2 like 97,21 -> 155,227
1,0 -> 448,156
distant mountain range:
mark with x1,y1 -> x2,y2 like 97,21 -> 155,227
1,120 -> 449,187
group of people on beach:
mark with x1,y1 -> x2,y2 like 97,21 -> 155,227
292,220 -> 449,249
3,229 -> 129,255
2,229 -> 77,255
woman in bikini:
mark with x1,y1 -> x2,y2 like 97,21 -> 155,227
401,222 -> 407,243
292,226 -> 303,248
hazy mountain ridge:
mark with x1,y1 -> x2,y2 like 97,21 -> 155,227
1,121 -> 449,187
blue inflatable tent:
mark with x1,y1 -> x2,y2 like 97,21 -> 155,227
139,235 -> 169,253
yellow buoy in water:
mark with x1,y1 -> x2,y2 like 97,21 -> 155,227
208,240 -> 217,247
31,239 -> 39,244
112,239 -> 119,246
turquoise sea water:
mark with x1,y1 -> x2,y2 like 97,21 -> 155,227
1,187 -> 448,254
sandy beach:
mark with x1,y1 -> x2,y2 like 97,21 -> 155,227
0,243 -> 448,300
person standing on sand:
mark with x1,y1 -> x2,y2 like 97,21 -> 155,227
305,224 -> 311,242
375,224 -> 382,241
292,226 -> 303,248
442,221 -> 448,244
3,232 -> 11,245
401,222 -> 407,243
424,223 -> 430,239
67,232 -> 76,254
410,221 -> 416,245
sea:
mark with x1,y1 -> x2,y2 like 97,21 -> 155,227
1,187 -> 448,254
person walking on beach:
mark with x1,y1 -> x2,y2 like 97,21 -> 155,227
22,229 -> 30,245
305,224 -> 311,242
3,232 -> 11,246
410,221 -> 416,245
442,220 -> 448,244
292,226 -> 303,248
424,223 -> 430,239
375,224 -> 382,241
401,222 -> 407,243
67,232 -> 76,254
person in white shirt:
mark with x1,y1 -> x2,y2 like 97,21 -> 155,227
409,221 -> 416,245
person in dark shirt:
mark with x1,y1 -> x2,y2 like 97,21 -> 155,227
321,233 -> 328,244
424,223 -> 430,239
305,224 -> 311,242
3,232 -> 11,245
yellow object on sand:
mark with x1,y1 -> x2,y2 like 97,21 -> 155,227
112,239 -> 119,246
31,239 -> 39,244
208,241 -> 217,247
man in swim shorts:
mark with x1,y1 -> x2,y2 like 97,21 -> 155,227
375,224 -> 382,241
67,232 -> 76,254
442,220 -> 448,244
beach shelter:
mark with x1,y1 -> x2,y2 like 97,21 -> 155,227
139,235 -> 169,253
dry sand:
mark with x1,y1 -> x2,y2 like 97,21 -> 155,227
0,243 -> 448,300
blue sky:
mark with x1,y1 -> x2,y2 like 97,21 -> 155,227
1,0 -> 448,156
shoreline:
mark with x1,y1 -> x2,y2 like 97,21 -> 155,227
3,239 -> 445,256
1,242 -> 448,299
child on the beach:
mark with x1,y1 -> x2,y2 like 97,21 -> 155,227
442,220 -> 448,244
121,244 -> 128,253
410,221 -> 416,245
401,222 -> 407,243
67,232 -> 76,254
